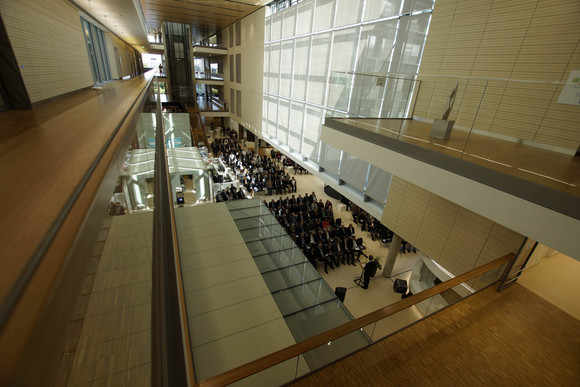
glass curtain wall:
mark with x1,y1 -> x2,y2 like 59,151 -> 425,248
263,0 -> 433,159
81,18 -> 112,85
263,0 -> 433,200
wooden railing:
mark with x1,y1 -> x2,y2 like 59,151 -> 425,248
0,72 -> 155,386
152,76 -> 195,386
196,253 -> 514,387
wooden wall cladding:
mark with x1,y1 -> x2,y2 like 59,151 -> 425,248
107,34 -> 137,79
381,176 -> 525,276
416,0 -> 580,151
0,0 -> 94,104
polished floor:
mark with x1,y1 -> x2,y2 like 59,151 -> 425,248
174,203 -> 308,384
290,283 -> 580,386
338,118 -> 580,197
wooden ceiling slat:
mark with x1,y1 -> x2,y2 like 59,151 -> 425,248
145,0 -> 259,39
149,4 -> 241,18
148,10 -> 236,23
160,0 -> 249,13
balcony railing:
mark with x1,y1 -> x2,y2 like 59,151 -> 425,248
327,71 -> 580,198
1,70 -> 518,386
196,253 -> 514,386
194,71 -> 224,81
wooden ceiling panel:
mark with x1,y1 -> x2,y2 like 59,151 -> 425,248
144,0 -> 262,40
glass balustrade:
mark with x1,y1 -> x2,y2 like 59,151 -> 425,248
326,72 -> 580,196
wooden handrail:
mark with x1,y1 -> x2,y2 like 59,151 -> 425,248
0,72 -> 155,385
152,77 -> 195,386
197,253 -> 514,387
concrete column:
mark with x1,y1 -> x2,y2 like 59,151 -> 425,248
382,233 -> 402,278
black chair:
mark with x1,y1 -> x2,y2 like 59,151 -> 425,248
355,237 -> 368,258
335,218 -> 342,226
335,287 -> 347,303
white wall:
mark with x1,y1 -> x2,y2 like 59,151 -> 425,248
223,8 -> 265,135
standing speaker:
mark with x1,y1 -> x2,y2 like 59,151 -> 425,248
335,287 -> 347,303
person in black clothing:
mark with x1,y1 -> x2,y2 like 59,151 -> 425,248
362,256 -> 378,289
338,236 -> 354,266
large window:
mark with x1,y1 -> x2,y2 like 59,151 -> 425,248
263,0 -> 434,166
235,22 -> 242,46
236,54 -> 242,83
81,18 -> 112,85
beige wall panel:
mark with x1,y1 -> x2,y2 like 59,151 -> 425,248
536,0 -> 580,14
223,9 -> 264,132
394,183 -> 430,243
106,36 -> 119,80
415,195 -> 459,261
438,208 -> 494,275
539,108 -> 580,147
418,0 -> 580,150
381,176 -> 407,231
110,34 -> 136,78
0,0 -> 94,103
489,122 -> 534,140
381,175 -> 524,276
475,224 -> 525,267
441,47 -> 479,57
535,129 -> 580,150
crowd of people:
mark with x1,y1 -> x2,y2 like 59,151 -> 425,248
214,184 -> 246,202
209,135 -> 416,276
265,193 -> 367,274
211,138 -> 297,196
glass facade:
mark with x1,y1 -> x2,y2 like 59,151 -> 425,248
263,0 -> 433,202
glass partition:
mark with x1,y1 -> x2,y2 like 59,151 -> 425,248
178,198 -> 369,383
229,255 -> 511,386
56,77 -> 159,386
326,71 -> 580,196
